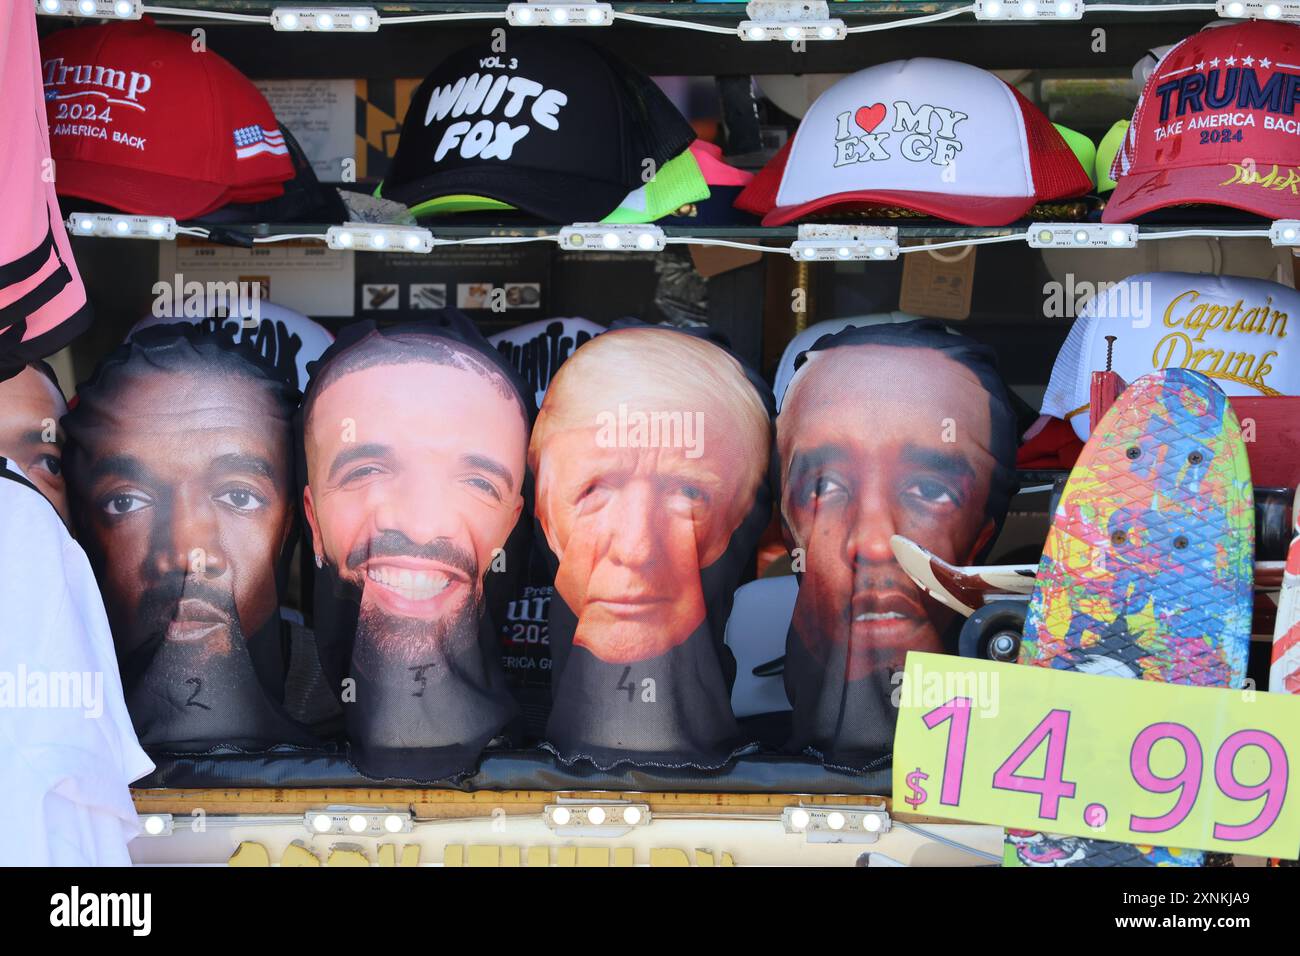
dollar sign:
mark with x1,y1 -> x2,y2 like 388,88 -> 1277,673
904,768 -> 929,809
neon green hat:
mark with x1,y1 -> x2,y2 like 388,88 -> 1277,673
1095,119 -> 1130,194
378,148 -> 709,223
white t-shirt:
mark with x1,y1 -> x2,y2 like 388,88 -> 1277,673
0,459 -> 154,865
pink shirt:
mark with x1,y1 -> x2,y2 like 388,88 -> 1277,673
0,4 -> 90,362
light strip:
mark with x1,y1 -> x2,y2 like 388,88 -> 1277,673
1026,223 -> 1137,249
67,213 -> 177,241
325,223 -> 434,252
37,0 -> 141,18
304,809 -> 414,835
557,224 -> 666,252
974,0 -> 1084,18
506,3 -> 613,26
123,2 -> 1227,36
271,6 -> 380,31
790,224 -> 899,261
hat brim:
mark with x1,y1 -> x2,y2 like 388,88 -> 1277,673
761,189 -> 1036,227
1101,165 -> 1300,223
53,158 -> 268,220
381,165 -> 632,224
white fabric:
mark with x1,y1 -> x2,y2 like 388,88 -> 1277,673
772,313 -> 926,411
724,576 -> 797,718
489,317 -> 605,409
128,299 -> 335,394
0,460 -> 153,866
1041,272 -> 1300,440
777,58 -> 1034,207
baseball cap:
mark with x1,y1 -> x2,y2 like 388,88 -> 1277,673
1103,20 -> 1300,223
41,19 -> 293,220
379,33 -> 695,223
603,148 -> 708,223
195,124 -> 348,226
735,58 -> 1092,226
1041,272 -> 1300,439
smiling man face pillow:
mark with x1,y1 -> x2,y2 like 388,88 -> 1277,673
302,320 -> 526,781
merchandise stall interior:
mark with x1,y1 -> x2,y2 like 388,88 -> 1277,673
18,0 -> 1300,865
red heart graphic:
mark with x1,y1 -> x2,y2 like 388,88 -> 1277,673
855,104 -> 887,133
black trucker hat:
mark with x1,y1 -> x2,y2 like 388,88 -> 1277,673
378,33 -> 695,223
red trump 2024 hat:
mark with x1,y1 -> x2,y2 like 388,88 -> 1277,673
41,18 -> 293,220
1104,20 -> 1300,223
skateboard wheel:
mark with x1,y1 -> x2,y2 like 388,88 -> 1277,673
1256,487 -> 1295,561
959,601 -> 1027,662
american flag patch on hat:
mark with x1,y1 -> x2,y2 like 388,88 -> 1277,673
233,124 -> 287,160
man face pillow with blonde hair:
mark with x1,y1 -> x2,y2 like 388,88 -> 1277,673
531,326 -> 773,768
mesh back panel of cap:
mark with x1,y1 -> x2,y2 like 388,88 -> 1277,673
733,137 -> 791,215
1009,84 -> 1093,202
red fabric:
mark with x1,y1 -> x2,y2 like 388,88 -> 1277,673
1017,416 -> 1083,470
1104,20 -> 1300,223
41,18 -> 292,218
1008,84 -> 1093,203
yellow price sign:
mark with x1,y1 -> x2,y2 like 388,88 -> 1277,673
892,653 -> 1300,859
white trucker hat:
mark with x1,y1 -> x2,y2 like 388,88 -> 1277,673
736,58 -> 1092,227
1042,272 -> 1300,439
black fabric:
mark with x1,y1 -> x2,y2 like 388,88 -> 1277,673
0,258 -> 71,330
300,313 -> 533,782
134,747 -> 892,794
62,325 -> 319,754
0,206 -> 92,373
0,222 -> 57,289
195,124 -> 348,226
530,323 -> 774,770
775,320 -> 1019,773
381,33 -> 693,223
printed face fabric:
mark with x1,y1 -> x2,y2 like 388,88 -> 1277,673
62,330 -> 316,752
776,325 -> 1014,772
302,325 -> 524,781
530,327 -> 773,769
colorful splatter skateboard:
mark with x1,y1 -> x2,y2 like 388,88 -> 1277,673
1270,508 -> 1300,695
1005,368 -> 1254,867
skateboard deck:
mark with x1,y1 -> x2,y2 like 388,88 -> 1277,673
1005,368 -> 1254,867
1270,509 -> 1300,694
